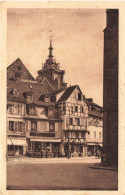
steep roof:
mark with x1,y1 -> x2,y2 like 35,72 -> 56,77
41,77 -> 55,93
7,58 -> 35,81
57,85 -> 77,102
7,79 -> 54,106
87,98 -> 103,109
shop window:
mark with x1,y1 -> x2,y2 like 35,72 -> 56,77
49,122 -> 55,132
31,121 -> 37,131
71,146 -> 75,153
9,121 -> 14,131
75,106 -> 78,112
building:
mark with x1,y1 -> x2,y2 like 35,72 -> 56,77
7,38 -> 103,158
52,85 -> 89,157
87,98 -> 103,156
36,36 -> 67,90
7,58 -> 63,158
102,9 -> 118,166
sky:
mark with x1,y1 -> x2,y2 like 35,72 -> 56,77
7,8 -> 106,106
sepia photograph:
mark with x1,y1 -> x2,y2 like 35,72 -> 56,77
5,6 -> 119,191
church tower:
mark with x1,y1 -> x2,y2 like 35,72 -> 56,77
36,37 -> 67,90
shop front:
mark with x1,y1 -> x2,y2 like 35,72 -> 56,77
7,138 -> 27,156
64,142 -> 87,158
27,138 -> 62,158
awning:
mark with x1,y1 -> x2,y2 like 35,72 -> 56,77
30,138 -> 61,143
7,138 -> 27,145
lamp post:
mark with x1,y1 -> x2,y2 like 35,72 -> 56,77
67,105 -> 70,159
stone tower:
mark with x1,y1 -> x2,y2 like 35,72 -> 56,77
103,9 -> 118,167
36,37 -> 67,90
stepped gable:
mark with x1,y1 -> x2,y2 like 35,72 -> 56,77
7,58 -> 35,81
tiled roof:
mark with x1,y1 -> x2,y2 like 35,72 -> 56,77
87,98 -> 103,109
41,77 -> 55,93
7,80 -> 54,106
51,88 -> 65,96
57,85 -> 77,102
7,58 -> 35,81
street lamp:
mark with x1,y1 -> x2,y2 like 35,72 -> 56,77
67,105 -> 71,159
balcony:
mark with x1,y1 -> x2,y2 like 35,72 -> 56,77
64,138 -> 86,144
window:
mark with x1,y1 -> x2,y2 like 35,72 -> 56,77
78,93 -> 81,101
9,121 -> 23,132
99,132 -> 101,139
88,131 -> 90,138
75,118 -> 80,126
18,66 -> 21,70
45,95 -> 50,103
94,131 -> 96,138
70,118 -> 73,125
15,122 -> 23,132
63,106 -> 66,112
9,121 -> 14,131
75,106 -> 78,112
15,104 -> 23,114
18,122 -> 23,132
65,132 -> 68,139
8,105 -> 14,114
31,121 -> 37,131
27,93 -> 33,102
30,105 -> 36,116
13,89 -> 18,96
49,122 -> 55,132
80,106 -> 84,113
17,104 -> 23,114
71,107 -> 74,113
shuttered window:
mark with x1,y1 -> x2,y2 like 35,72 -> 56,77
55,123 -> 58,132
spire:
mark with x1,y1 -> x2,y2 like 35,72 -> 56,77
48,36 -> 53,58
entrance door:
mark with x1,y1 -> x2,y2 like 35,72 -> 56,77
19,146 -> 23,154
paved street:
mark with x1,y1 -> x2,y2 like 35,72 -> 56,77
7,156 -> 118,190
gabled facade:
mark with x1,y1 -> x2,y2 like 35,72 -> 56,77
87,98 -> 103,156
7,38 -> 103,159
54,85 -> 89,157
7,59 -> 63,158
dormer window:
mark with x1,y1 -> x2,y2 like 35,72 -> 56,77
13,88 -> 19,97
26,92 -> 33,102
44,95 -> 50,103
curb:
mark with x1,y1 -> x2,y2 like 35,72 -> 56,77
89,163 -> 118,171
